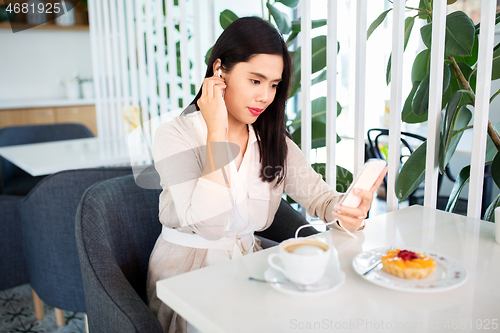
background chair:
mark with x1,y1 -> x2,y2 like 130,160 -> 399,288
18,167 -> 132,327
367,128 -> 469,215
0,124 -> 94,292
75,174 -> 317,332
255,199 -> 318,242
0,195 -> 28,291
0,123 -> 93,196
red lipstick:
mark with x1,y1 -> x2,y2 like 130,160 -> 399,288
248,107 -> 264,116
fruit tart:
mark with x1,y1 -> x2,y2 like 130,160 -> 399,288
381,249 -> 436,279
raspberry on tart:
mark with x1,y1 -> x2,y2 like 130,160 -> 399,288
381,249 -> 436,279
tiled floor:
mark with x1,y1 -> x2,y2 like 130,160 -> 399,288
0,284 -> 86,333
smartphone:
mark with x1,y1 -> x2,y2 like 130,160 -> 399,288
339,159 -> 387,208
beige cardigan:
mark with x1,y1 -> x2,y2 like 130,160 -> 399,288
147,106 -> 343,332
152,105 -> 341,238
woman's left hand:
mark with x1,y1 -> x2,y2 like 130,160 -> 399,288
333,167 -> 387,232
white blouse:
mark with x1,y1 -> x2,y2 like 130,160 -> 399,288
160,113 -> 270,266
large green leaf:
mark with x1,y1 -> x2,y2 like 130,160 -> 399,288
311,164 -> 353,193
439,97 -> 472,172
491,150 -> 500,188
292,69 -> 329,95
286,32 -> 299,46
311,35 -> 327,74
471,125 -> 500,216
491,47 -> 500,80
312,69 -> 327,86
367,9 -> 392,40
445,165 -> 470,213
336,165 -> 353,193
404,16 -> 416,50
276,0 -> 300,8
289,36 -> 329,98
469,71 -> 477,93
289,51 -> 301,98
219,10 -> 238,29
420,11 -> 475,57
475,12 -> 500,35
204,46 -> 213,65
486,132 -> 499,164
402,81 -> 428,124
291,124 -> 341,148
441,91 -> 463,146
290,97 -> 341,130
386,54 -> 391,85
291,97 -> 341,148
290,97 -> 327,130
411,49 -> 431,82
483,192 -> 500,222
455,36 -> 479,67
395,141 -> 427,201
418,0 -> 431,20
267,3 -> 291,35
385,18 -> 415,85
448,62 -> 474,105
412,65 -> 451,117
291,19 -> 327,33
412,74 -> 429,117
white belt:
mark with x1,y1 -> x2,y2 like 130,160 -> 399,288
161,225 -> 254,256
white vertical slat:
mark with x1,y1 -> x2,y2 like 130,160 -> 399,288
117,0 -> 131,106
165,0 -> 179,112
125,0 -> 139,107
301,0 -> 311,164
353,0 -> 367,176
102,0 -> 118,138
424,0 -> 446,208
386,0 -> 405,212
135,0 -> 151,144
94,0 -> 110,138
179,0 -> 191,109
145,0 -> 160,134
156,0 -> 168,117
326,0 -> 337,188
88,0 -> 104,137
468,0 -> 496,219
193,0 -> 203,90
208,0 -> 215,45
109,0 -> 124,139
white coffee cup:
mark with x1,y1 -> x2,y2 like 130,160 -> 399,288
268,238 -> 331,285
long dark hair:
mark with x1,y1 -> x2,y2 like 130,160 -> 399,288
190,17 -> 292,185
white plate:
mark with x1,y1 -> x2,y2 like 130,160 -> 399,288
264,262 -> 346,296
352,247 -> 468,293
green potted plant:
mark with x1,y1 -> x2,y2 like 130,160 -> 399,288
368,0 -> 500,220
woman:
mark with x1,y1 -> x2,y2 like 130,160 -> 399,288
147,17 -> 385,332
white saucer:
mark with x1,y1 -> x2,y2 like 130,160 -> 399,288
352,247 -> 468,293
264,262 -> 345,296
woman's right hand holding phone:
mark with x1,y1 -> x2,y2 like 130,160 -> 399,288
198,69 -> 227,136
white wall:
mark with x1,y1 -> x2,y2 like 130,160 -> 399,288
0,28 -> 93,101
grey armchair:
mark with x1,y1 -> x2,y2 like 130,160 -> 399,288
75,175 -> 164,333
0,195 -> 27,291
0,123 -> 93,195
75,173 -> 317,332
0,123 -> 94,292
18,167 -> 132,325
